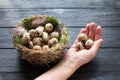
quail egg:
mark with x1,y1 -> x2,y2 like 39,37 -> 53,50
34,27 -> 43,37
48,38 -> 58,45
45,23 -> 53,32
33,45 -> 41,50
51,43 -> 62,51
42,45 -> 49,50
37,26 -> 44,31
33,37 -> 42,46
85,39 -> 94,49
28,29 -> 36,38
76,42 -> 85,51
22,33 -> 31,44
42,32 -> 49,42
29,41 -> 34,48
50,31 -> 59,38
78,33 -> 88,42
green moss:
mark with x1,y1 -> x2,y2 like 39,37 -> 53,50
58,31 -> 70,43
22,17 -> 32,30
15,36 -> 22,44
47,16 -> 59,29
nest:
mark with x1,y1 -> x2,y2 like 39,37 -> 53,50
12,15 -> 69,66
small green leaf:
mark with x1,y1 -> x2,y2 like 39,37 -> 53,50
62,31 -> 68,36
58,31 -> 70,43
47,16 -> 59,29
58,36 -> 64,43
15,36 -> 22,44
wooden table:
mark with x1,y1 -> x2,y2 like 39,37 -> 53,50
0,0 -> 120,80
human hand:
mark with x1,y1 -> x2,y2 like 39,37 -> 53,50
63,22 -> 103,68
34,22 -> 103,80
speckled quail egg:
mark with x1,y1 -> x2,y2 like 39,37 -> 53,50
28,29 -> 36,38
29,41 -> 34,48
78,33 -> 88,42
22,32 -> 31,44
45,23 -> 53,32
23,32 -> 30,36
42,32 -> 49,42
33,45 -> 41,50
33,37 -> 42,46
50,31 -> 59,38
76,42 -> 85,51
51,43 -> 62,51
48,38 -> 58,45
37,26 -> 44,31
42,45 -> 49,50
34,27 -> 43,37
85,39 -> 94,49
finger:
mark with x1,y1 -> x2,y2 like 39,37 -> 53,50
95,26 -> 102,40
85,23 -> 90,36
80,28 -> 86,34
90,39 -> 103,54
89,22 -> 96,40
73,28 -> 86,44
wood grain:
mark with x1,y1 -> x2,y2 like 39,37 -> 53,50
0,28 -> 119,48
0,9 -> 120,27
69,72 -> 120,80
0,72 -> 119,80
0,0 -> 120,80
0,0 -> 120,9
0,49 -> 120,72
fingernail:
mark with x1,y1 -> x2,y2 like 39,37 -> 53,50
90,22 -> 95,24
97,26 -> 102,28
86,23 -> 89,26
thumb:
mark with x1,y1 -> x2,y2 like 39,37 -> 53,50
90,39 -> 103,53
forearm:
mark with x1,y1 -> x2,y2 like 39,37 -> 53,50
34,59 -> 82,80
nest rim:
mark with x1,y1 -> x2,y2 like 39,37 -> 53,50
13,15 -> 70,66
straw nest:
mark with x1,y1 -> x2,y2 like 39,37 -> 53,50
12,15 -> 69,66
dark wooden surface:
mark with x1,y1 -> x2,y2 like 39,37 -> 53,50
0,0 -> 120,80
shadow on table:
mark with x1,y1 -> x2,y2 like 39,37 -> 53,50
18,56 -> 99,80
68,61 -> 99,80
18,57 -> 61,80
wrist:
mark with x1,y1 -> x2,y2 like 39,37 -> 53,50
59,59 -> 82,73
54,59 -> 78,80
61,55 -> 83,70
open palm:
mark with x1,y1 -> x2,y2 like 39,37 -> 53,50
64,22 -> 103,67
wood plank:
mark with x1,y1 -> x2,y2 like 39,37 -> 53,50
0,9 -> 120,27
1,72 -> 39,80
0,49 -> 58,72
0,0 -> 120,8
0,72 -> 120,80
0,28 -> 120,48
69,72 -> 120,80
0,49 -> 120,72
0,74 -> 2,80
